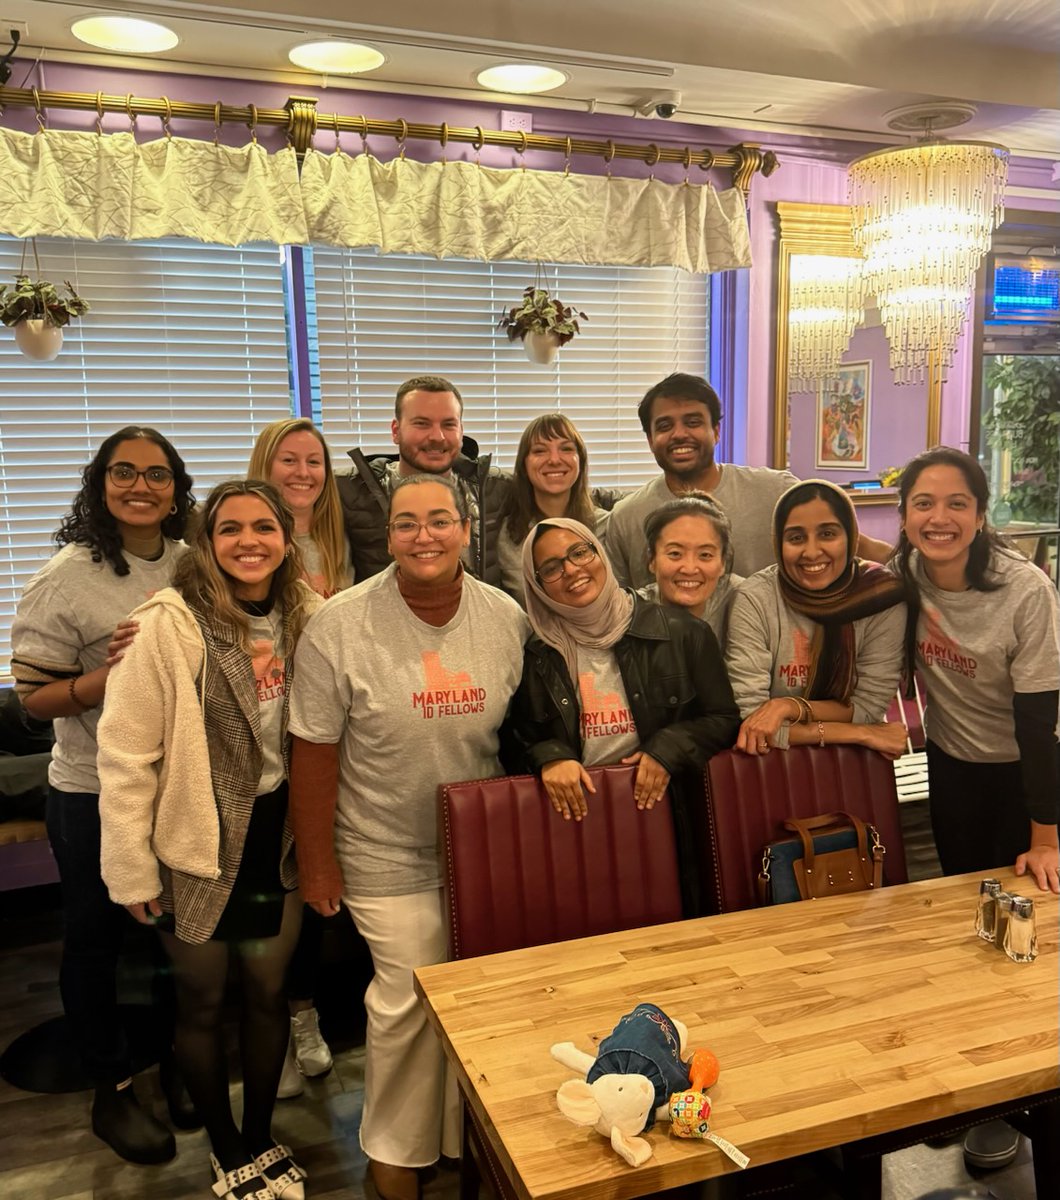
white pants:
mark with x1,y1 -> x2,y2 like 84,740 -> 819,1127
344,888 -> 461,1167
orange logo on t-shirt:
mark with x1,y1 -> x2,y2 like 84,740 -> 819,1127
251,638 -> 285,703
578,672 -> 636,740
411,651 -> 485,719
779,626 -> 812,689
918,603 -> 977,679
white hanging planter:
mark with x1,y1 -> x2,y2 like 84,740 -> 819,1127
524,330 -> 561,365
14,319 -> 64,362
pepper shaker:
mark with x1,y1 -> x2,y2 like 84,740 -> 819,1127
975,878 -> 1002,942
993,892 -> 1014,952
1004,896 -> 1038,963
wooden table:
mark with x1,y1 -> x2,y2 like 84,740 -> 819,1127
415,869 -> 1059,1200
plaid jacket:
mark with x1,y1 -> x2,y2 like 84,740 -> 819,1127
162,599 -> 308,943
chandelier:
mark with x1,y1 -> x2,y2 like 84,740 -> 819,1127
848,104 -> 1009,385
787,253 -> 865,391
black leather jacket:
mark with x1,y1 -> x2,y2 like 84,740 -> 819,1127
337,435 -> 513,585
508,594 -> 740,777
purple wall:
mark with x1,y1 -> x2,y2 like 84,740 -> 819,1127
7,56 -> 1056,474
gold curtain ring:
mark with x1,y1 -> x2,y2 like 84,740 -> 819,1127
646,143 -> 660,166
32,87 -> 46,129
439,121 -> 449,147
395,117 -> 408,144
517,129 -> 528,154
247,103 -> 258,144
213,101 -> 223,145
682,147 -> 692,170
125,93 -> 137,129
162,96 -> 173,138
697,149 -> 715,172
333,111 -> 342,150
472,125 -> 485,151
604,139 -> 616,164
95,90 -> 104,135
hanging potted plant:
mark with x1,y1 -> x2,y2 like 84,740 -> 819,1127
499,284 -> 587,365
0,241 -> 90,362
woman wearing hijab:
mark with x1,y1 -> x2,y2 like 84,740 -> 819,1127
509,517 -> 740,915
725,480 -> 908,757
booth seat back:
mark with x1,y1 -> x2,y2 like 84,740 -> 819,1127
703,744 -> 908,914
440,764 -> 683,960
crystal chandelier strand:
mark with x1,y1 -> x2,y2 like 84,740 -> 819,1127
848,140 -> 1008,384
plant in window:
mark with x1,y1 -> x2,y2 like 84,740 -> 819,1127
983,355 -> 1060,524
1,240 -> 90,361
499,285 -> 587,365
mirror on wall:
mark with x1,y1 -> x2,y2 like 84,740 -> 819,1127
772,202 -> 941,509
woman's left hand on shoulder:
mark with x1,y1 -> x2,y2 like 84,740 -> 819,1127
622,751 -> 671,810
1015,843 -> 1060,894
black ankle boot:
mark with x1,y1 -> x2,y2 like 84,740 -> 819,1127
92,1081 -> 177,1164
159,1053 -> 202,1131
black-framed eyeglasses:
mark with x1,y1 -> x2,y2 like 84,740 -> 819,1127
388,516 -> 462,542
106,464 -> 175,490
535,541 -> 598,584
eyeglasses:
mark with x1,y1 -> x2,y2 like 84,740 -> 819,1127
535,541 -> 598,584
106,464 -> 175,490
388,516 -> 463,542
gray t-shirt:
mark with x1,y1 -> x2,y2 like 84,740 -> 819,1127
608,465 -> 799,588
289,566 -> 529,896
914,550 -> 1060,762
725,565 -> 906,748
294,532 -> 353,599
497,507 -> 612,605
638,573 -> 745,651
575,645 -> 640,767
247,608 -> 286,795
11,540 -> 184,793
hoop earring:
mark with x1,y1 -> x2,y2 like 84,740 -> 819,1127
169,504 -> 177,516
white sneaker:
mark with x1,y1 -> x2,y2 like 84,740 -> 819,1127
291,1008 -> 333,1078
276,1038 -> 304,1099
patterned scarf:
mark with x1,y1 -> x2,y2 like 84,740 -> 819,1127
773,481 -> 908,703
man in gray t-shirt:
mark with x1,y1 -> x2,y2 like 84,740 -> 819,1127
608,373 -> 890,588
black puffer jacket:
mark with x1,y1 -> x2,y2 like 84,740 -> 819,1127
509,594 -> 739,775
337,436 -> 513,586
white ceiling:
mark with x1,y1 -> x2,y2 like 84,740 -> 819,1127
2,0 -> 1058,155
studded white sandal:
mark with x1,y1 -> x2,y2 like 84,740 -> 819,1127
254,1144 -> 307,1200
210,1153 -> 272,1200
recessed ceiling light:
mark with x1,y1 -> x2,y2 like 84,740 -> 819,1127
289,41 -> 386,74
476,64 -> 568,95
71,16 -> 179,54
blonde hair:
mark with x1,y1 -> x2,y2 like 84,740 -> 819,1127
248,418 -> 348,596
172,480 -> 313,652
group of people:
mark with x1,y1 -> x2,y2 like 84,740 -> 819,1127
9,371 -> 1058,1200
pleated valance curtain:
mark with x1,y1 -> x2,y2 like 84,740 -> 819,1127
0,128 -> 752,271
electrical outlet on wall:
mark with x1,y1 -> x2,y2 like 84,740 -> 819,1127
1,19 -> 30,36
501,111 -> 533,133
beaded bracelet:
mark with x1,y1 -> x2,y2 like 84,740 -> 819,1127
817,720 -> 826,748
68,677 -> 90,711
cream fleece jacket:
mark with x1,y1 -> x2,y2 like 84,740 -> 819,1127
98,587 -> 219,906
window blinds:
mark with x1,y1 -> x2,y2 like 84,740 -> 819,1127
311,249 -> 709,487
0,235 -> 293,679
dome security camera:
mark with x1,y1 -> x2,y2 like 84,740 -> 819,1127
636,91 -> 682,119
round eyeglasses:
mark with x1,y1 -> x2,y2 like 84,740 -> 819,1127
388,516 -> 462,542
535,541 -> 598,584
106,464 -> 175,490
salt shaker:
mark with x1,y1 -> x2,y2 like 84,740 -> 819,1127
1004,896 -> 1037,963
993,892 -> 1014,952
975,878 -> 1002,942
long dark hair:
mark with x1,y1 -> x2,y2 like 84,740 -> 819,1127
892,446 -> 1012,594
55,427 -> 195,577
502,413 -> 597,544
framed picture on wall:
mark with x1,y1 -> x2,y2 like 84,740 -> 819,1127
815,361 -> 871,470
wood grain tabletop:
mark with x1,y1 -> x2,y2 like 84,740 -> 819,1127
415,868 -> 1059,1200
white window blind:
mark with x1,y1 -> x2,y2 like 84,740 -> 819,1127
0,235 -> 293,679
311,250 -> 709,487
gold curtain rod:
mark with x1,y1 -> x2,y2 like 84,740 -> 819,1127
0,85 -> 779,196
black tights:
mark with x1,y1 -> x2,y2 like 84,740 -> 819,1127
160,891 -> 302,1171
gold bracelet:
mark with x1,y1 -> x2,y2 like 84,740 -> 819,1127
817,720 -> 826,748
787,697 -> 803,723
797,697 -> 813,724
68,677 -> 90,711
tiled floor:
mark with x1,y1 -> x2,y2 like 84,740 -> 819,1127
0,800 -> 1044,1199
